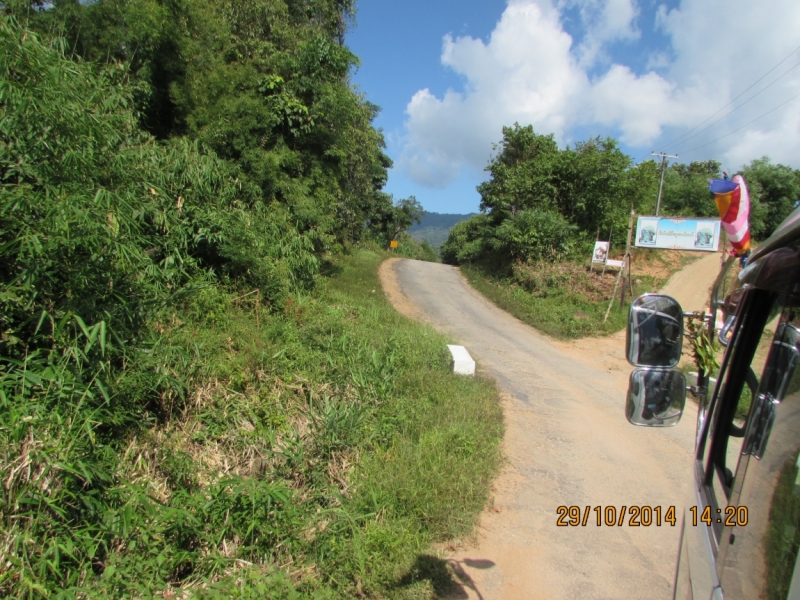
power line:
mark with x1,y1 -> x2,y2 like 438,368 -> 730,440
669,59 -> 800,152
680,90 -> 800,157
662,43 -> 800,150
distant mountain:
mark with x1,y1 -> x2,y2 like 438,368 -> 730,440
408,211 -> 476,251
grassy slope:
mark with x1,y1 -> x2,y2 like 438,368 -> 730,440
460,250 -> 698,339
2,249 -> 503,599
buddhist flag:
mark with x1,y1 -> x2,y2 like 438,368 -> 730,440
709,175 -> 750,256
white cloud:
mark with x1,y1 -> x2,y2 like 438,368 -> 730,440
401,0 -> 586,186
584,66 -> 676,145
656,0 -> 800,165
720,105 -> 800,170
561,0 -> 640,67
399,0 -> 800,188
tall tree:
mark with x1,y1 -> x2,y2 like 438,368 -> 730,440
742,157 -> 800,240
478,124 -> 559,217
552,137 -> 650,235
452,127 -> 660,266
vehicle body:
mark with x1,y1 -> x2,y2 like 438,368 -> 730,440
625,208 -> 800,599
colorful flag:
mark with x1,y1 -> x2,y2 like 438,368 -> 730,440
709,175 -> 750,256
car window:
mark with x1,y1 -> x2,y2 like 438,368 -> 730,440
711,296 -> 800,599
698,290 -> 778,523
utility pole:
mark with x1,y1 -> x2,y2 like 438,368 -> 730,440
652,152 -> 678,216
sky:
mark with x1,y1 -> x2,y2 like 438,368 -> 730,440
345,0 -> 800,214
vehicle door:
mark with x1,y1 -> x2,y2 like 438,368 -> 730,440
695,287 -> 800,599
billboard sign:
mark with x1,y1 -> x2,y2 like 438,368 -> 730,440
592,241 -> 610,263
635,216 -> 721,252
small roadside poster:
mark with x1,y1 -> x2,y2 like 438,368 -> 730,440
635,217 -> 721,252
592,241 -> 609,263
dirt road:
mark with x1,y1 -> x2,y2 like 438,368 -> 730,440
661,251 -> 725,312
379,257 -> 713,600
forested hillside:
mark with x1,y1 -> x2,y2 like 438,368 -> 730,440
0,5 -> 500,598
408,212 -> 475,251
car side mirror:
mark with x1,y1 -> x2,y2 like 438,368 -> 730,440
627,294 -> 684,367
626,368 -> 687,427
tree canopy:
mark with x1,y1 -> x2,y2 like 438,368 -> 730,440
444,123 -> 800,268
444,124 -> 658,266
16,0 -> 410,250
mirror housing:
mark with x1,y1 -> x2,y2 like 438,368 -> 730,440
717,287 -> 745,347
626,368 -> 687,427
718,315 -> 735,347
761,323 -> 800,401
627,294 -> 684,367
724,287 -> 745,317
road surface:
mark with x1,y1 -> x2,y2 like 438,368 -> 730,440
380,257 -> 705,600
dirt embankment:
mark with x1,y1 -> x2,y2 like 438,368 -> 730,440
378,257 -> 426,323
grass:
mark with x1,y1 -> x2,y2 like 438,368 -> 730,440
765,448 -> 800,600
460,249 -> 694,339
0,248 -> 504,598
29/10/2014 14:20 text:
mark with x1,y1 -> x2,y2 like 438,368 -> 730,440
556,505 -> 749,527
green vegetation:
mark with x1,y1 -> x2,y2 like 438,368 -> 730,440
3,0 -> 795,593
15,0 -> 419,252
0,11 -> 496,598
442,124 -> 800,272
439,124 -> 659,269
441,123 -> 799,339
461,250 -> 688,339
765,449 -> 800,600
1,244 -> 503,597
439,125 -> 660,316
390,233 -> 439,263
438,124 -> 684,338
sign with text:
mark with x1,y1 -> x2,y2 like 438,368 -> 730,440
592,241 -> 610,263
635,217 -> 721,252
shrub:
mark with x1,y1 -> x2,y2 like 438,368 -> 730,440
439,215 -> 491,265
490,208 -> 575,262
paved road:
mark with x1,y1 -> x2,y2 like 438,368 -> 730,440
386,259 -> 699,600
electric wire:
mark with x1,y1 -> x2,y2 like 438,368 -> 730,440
680,90 -> 800,157
668,59 -> 800,152
662,43 -> 800,150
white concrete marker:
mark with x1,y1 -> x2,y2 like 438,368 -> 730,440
447,344 -> 475,376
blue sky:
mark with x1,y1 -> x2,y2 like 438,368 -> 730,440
347,0 -> 800,214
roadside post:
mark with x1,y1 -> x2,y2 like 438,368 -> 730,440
604,208 -> 635,322
590,226 -> 601,273
602,228 -> 612,277
620,208 -> 635,308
